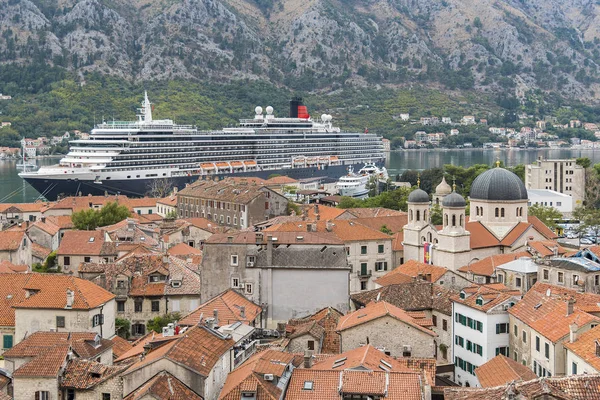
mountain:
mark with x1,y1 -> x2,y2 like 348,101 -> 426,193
2,0 -> 600,101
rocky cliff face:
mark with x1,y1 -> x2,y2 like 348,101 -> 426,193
2,0 -> 600,100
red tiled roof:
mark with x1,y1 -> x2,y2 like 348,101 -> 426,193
124,371 -> 203,400
305,205 -> 345,221
0,231 -> 26,251
0,260 -> 28,273
564,325 -> 600,372
166,242 -> 202,256
0,274 -> 31,326
62,359 -> 128,389
451,284 -> 521,312
508,283 -> 600,343
29,219 -> 60,236
312,344 -> 413,372
180,289 -> 261,326
4,332 -> 112,360
110,335 -> 133,359
376,260 -> 447,286
12,344 -> 70,378
14,274 -> 115,310
527,240 -> 567,257
57,230 -> 111,256
337,301 -> 436,336
31,242 -> 52,261
528,215 -> 558,239
266,175 -> 299,185
265,219 -> 392,242
457,252 -> 530,277
125,325 -> 235,378
475,355 -> 537,388
114,333 -> 179,363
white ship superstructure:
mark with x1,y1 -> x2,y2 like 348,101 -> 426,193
20,94 -> 385,200
336,163 -> 388,197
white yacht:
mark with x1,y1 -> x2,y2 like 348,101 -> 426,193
336,163 -> 388,197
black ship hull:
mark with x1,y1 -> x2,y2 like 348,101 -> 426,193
22,162 -> 383,201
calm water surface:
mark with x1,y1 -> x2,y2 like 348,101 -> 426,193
2,149 -> 600,203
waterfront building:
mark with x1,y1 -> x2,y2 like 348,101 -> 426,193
525,157 -> 585,207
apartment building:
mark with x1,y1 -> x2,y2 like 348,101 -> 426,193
525,158 -> 585,207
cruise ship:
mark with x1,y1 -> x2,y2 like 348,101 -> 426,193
20,93 -> 385,200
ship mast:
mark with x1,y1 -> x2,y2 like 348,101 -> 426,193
138,91 -> 153,123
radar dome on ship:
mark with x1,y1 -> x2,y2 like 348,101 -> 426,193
255,106 -> 263,115
266,106 -> 274,114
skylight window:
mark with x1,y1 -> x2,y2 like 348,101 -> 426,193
303,381 -> 313,390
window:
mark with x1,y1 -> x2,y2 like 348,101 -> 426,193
3,335 -> 13,349
232,278 -> 240,288
596,275 -> 600,286
476,298 -> 483,306
171,300 -> 180,312
516,277 -> 522,288
92,314 -> 104,327
84,256 -> 91,262
133,323 -> 145,336
476,321 -> 483,332
573,275 -> 579,285
66,388 -> 75,400
522,330 -> 527,343
558,272 -> 564,283
231,255 -> 238,266
116,280 -> 126,289
543,269 -> 549,280
514,325 -> 518,337
308,340 -> 315,351
375,261 -> 388,271
496,346 -> 509,356
443,319 -> 448,331
117,301 -> 125,312
545,342 -> 550,359
56,316 -> 66,328
245,283 -> 253,294
361,245 -> 367,255
572,362 -> 578,375
378,244 -> 384,254
455,336 -> 464,347
35,391 -> 50,400
536,336 -> 540,352
466,340 -> 472,351
102,394 -> 111,400
497,274 -> 504,283
360,281 -> 367,291
151,300 -> 160,312
432,315 -> 437,327
64,256 -> 70,266
135,300 -> 143,312
496,323 -> 509,334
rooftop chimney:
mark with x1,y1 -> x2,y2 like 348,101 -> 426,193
325,220 -> 333,232
240,306 -> 246,319
66,289 -> 74,309
227,236 -> 233,243
162,255 -> 169,264
570,322 -> 578,343
41,216 -> 46,223
567,298 -> 575,316
206,317 -> 216,330
213,309 -> 219,326
304,349 -> 313,369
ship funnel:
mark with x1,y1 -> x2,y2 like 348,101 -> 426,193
289,97 -> 309,119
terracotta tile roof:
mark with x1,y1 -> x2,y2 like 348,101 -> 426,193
178,178 -> 275,204
157,195 -> 178,206
14,274 -> 115,310
287,307 -> 343,354
475,355 -> 537,388
56,230 -> 114,256
508,283 -> 600,343
564,325 -> 600,372
127,197 -> 158,208
219,351 -> 293,400
163,258 -> 201,296
444,374 -> 600,400
499,222 -> 531,246
0,202 -> 49,213
351,282 -> 454,315
0,274 -> 31,326
376,260 -> 447,286
124,371 -> 203,400
285,369 -> 425,400
265,219 -> 392,242
110,335 -> 133,359
31,242 -> 52,261
527,240 -> 567,257
0,231 -> 26,251
337,301 -> 437,336
180,289 -> 261,326
113,332 -> 177,363
182,217 -> 227,233
47,195 -> 143,213
392,231 -> 404,251
166,242 -> 202,256
12,343 -> 70,377
4,331 -> 112,360
312,344 -> 413,372
0,259 -> 28,273
304,204 -> 345,221
288,321 -> 325,341
29,219 -> 60,236
266,175 -> 299,185
452,284 -> 521,312
528,215 -> 558,239
457,252 -> 530,277
342,208 -> 406,219
48,215 -> 75,229
62,359 -> 128,389
129,276 -> 165,296
125,325 -> 235,377
352,215 -> 408,234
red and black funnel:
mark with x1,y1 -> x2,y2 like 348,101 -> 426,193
290,97 -> 310,119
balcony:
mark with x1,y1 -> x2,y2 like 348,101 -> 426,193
233,340 -> 259,368
357,269 -> 372,278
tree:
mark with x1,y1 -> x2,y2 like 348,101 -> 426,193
147,313 -> 181,333
147,178 -> 175,198
573,206 -> 600,241
430,204 -> 443,225
528,204 -> 562,229
576,157 -> 592,169
116,318 -> 131,339
71,201 -> 131,230
380,224 -> 392,235
367,175 -> 379,197
286,201 -> 301,216
165,210 -> 178,219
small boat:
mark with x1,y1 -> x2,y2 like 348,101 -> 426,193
336,163 -> 388,197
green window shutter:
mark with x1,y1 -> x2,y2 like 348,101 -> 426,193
3,335 -> 13,349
